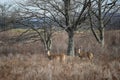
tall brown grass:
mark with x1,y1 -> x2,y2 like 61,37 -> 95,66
0,30 -> 120,80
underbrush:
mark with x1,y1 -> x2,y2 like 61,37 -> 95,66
0,54 -> 119,80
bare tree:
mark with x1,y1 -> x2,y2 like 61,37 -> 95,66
88,0 -> 120,47
29,20 -> 54,53
15,1 -> 55,53
22,0 -> 91,56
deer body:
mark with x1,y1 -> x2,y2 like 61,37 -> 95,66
75,48 -> 94,60
47,51 -> 66,62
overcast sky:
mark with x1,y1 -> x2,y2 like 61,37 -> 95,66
0,0 -> 119,5
0,0 -> 24,4
0,0 -> 12,3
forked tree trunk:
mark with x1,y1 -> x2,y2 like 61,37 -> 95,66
67,31 -> 75,56
43,38 -> 52,53
89,0 -> 105,48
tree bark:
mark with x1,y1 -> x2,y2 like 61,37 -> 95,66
99,21 -> 105,47
67,30 -> 75,56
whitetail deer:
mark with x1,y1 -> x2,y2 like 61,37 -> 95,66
75,48 -> 94,60
47,50 -> 66,62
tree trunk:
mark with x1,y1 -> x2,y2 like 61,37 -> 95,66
100,24 -> 105,47
67,31 -> 75,56
99,20 -> 105,47
98,0 -> 105,47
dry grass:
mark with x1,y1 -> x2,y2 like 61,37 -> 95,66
0,30 -> 120,80
0,54 -> 119,80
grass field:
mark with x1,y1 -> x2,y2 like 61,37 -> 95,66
0,29 -> 120,80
